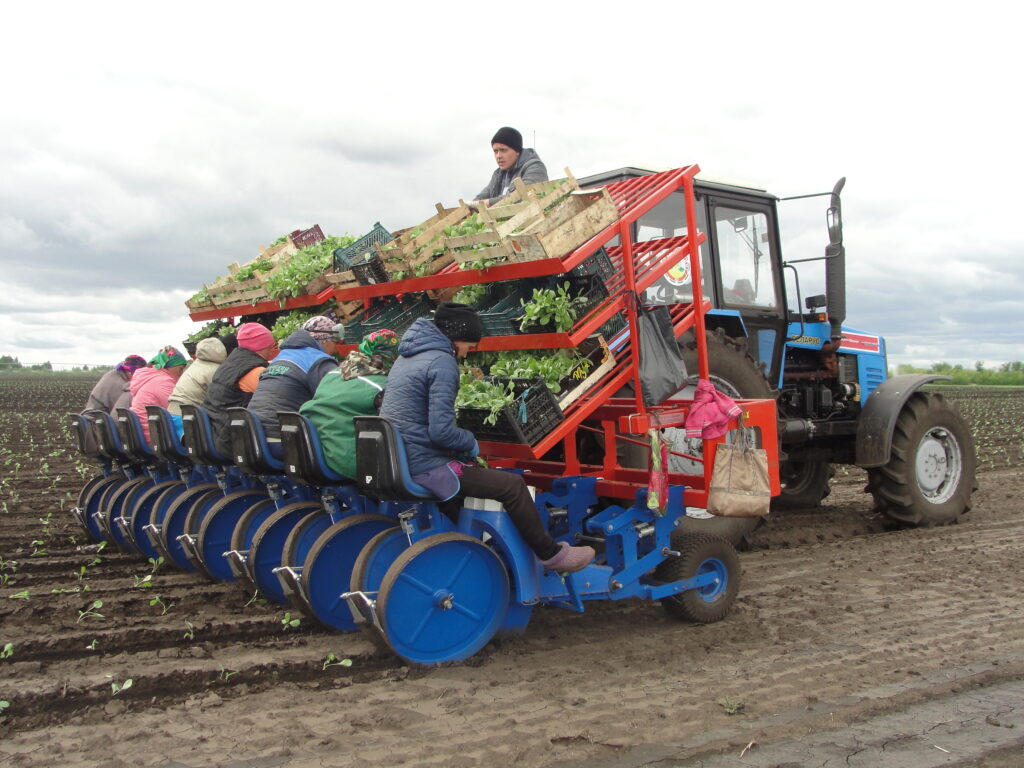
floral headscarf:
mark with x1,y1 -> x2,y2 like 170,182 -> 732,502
116,355 -> 147,374
150,345 -> 187,369
359,329 -> 399,366
340,329 -> 399,380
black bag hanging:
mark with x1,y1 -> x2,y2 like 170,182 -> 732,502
637,303 -> 687,407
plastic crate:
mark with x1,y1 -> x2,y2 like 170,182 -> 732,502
569,246 -> 615,282
519,274 -> 610,334
478,286 -> 531,336
360,295 -> 432,339
333,223 -> 392,272
351,256 -> 389,286
457,378 -> 563,445
599,310 -> 627,340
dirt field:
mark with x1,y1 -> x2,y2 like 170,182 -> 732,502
1,376 -> 1023,767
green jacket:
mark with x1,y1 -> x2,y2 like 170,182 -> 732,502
299,370 -> 386,480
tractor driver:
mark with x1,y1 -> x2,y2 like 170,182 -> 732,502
472,126 -> 549,206
379,303 -> 595,573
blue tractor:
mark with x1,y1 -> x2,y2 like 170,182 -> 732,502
580,168 -> 977,539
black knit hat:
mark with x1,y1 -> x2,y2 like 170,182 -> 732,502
434,302 -> 484,343
491,126 -> 523,154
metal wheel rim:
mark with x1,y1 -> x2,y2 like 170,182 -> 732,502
915,426 -> 962,503
695,556 -> 729,602
379,535 -> 509,664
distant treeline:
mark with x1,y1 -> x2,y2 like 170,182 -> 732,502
0,355 -> 101,374
894,361 -> 1024,386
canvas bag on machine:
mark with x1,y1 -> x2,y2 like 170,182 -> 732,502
638,305 -> 687,407
707,432 -> 771,517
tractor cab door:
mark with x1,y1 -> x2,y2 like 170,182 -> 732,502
705,194 -> 787,384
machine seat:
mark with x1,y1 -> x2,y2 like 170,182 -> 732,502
353,416 -> 436,501
116,408 -> 158,464
146,406 -> 191,464
67,412 -> 99,458
85,409 -> 132,464
180,405 -> 231,466
278,412 -> 350,486
227,407 -> 285,475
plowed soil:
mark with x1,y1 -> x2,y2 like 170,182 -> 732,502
2,376 -> 1023,767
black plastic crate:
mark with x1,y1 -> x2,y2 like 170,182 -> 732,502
351,255 -> 389,286
457,377 -> 563,445
333,223 -> 392,272
599,310 -> 627,340
478,286 -> 531,336
519,274 -> 610,335
569,246 -> 615,282
361,295 -> 432,339
555,336 -> 609,394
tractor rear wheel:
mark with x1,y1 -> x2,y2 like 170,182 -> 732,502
773,460 -> 834,510
621,329 -> 775,547
867,391 -> 976,527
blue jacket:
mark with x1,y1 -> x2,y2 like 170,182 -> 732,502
379,319 -> 476,475
247,329 -> 337,438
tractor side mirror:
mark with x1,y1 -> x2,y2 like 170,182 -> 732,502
806,294 -> 827,311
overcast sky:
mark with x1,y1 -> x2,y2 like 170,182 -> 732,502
2,1 -> 1021,370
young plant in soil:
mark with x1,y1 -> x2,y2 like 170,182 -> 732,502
322,653 -> 352,670
77,600 -> 103,622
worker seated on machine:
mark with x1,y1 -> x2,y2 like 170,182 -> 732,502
380,303 -> 594,573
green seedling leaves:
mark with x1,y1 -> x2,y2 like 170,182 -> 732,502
322,652 -> 353,670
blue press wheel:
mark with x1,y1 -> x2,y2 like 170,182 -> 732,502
127,479 -> 180,561
229,499 -> 278,553
159,483 -> 221,571
78,474 -> 124,543
281,509 -> 337,571
655,533 -> 740,623
303,514 -> 396,631
104,477 -> 153,554
119,478 -> 158,552
249,502 -> 322,604
350,528 -> 408,594
94,478 -> 131,547
194,490 -> 271,582
377,532 -> 510,665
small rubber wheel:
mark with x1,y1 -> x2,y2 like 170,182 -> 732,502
78,474 -> 124,543
378,532 -> 510,665
194,489 -> 271,581
127,479 -> 180,561
351,528 -> 408,594
303,514 -> 396,631
159,483 -> 221,571
249,503 -> 322,604
655,533 -> 740,623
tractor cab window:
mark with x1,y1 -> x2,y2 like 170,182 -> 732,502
714,206 -> 777,310
637,190 -> 711,306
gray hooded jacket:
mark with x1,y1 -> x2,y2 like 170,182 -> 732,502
475,148 -> 548,202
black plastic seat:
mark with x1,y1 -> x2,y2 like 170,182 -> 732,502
353,416 -> 435,501
180,404 -> 231,466
116,408 -> 158,464
279,412 -> 350,486
67,412 -> 99,458
227,407 -> 285,475
85,409 -> 133,464
146,406 -> 191,464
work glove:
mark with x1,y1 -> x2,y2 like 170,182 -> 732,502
460,439 -> 480,462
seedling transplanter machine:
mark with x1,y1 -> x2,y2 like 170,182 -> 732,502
70,160 -> 974,665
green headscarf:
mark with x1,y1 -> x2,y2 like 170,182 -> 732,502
150,345 -> 187,369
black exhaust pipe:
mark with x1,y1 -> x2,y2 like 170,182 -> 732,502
825,178 -> 846,343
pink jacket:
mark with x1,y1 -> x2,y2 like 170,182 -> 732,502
129,367 -> 177,443
684,379 -> 742,440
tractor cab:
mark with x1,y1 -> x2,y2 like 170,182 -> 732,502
580,167 -> 789,386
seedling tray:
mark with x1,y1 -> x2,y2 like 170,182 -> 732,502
457,377 -> 563,446
333,222 -> 392,272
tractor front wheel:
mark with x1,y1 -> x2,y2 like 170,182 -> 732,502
773,460 -> 834,510
867,391 -> 976,527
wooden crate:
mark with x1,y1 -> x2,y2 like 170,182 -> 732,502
476,170 -> 580,225
335,298 -> 366,322
556,336 -> 616,409
325,269 -> 359,290
375,202 -> 472,264
259,236 -> 299,261
210,286 -> 268,307
505,187 -> 619,262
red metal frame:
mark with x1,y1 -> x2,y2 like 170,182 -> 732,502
189,166 -> 781,502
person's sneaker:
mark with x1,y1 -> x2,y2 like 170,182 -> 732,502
540,541 -> 595,573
